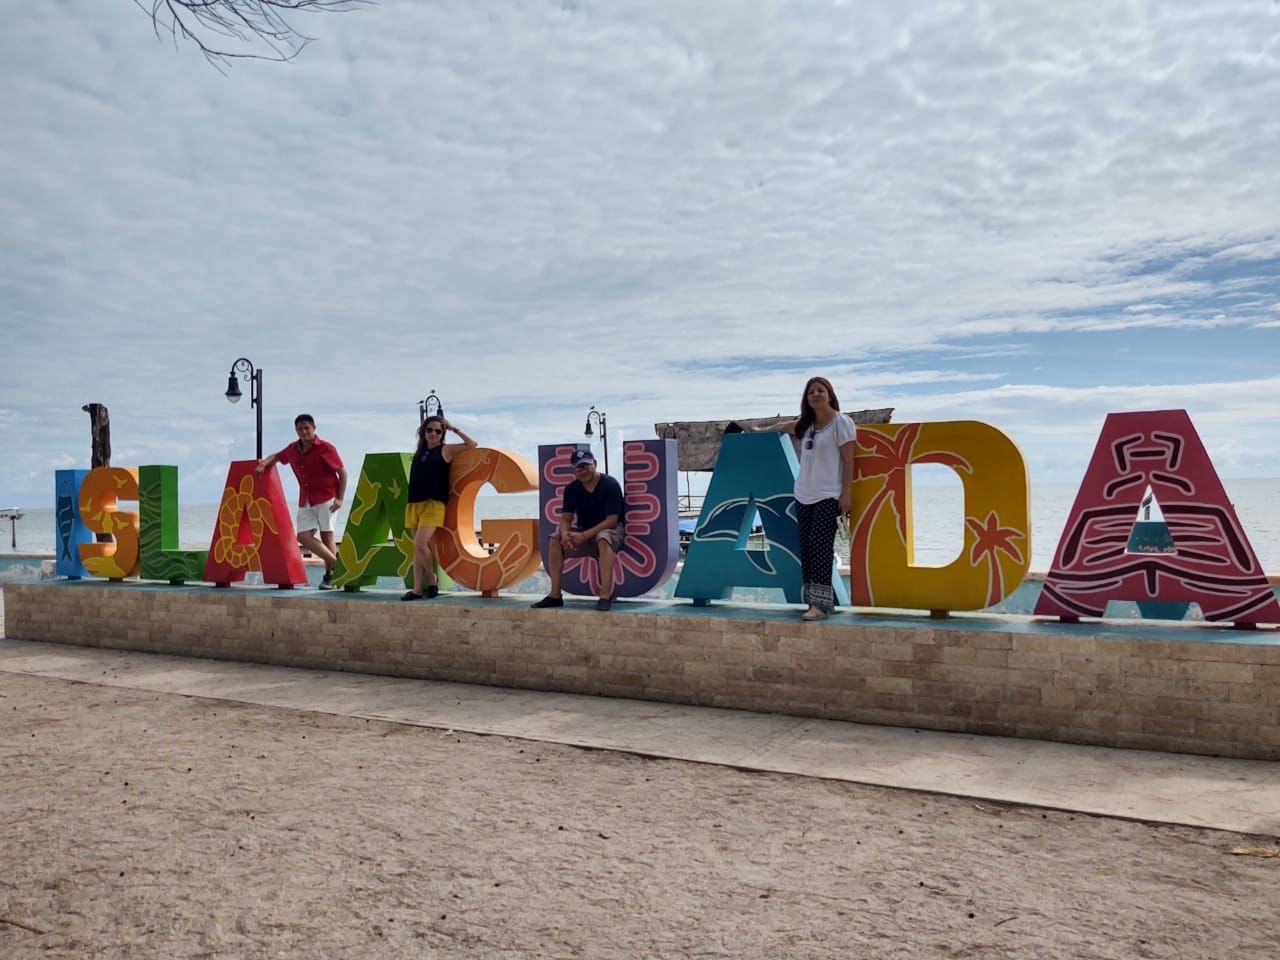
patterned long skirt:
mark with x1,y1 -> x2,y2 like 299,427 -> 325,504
797,497 -> 840,612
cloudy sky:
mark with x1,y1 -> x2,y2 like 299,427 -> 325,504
2,0 -> 1278,507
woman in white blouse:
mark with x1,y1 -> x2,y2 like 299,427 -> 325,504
763,376 -> 857,620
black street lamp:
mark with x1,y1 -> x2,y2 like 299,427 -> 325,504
584,405 -> 609,474
1,508 -> 22,551
418,390 -> 444,424
225,357 -> 264,460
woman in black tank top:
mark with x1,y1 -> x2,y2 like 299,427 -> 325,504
403,415 -> 478,600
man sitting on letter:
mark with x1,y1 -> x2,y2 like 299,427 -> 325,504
532,449 -> 626,612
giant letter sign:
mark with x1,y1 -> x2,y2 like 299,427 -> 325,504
439,447 -> 541,596
203,462 -> 307,588
1035,410 -> 1280,625
612,439 -> 680,597
537,440 -> 679,599
675,432 -> 848,605
852,421 -> 1031,612
139,465 -> 209,584
332,453 -> 414,591
54,469 -> 93,579
78,466 -> 141,580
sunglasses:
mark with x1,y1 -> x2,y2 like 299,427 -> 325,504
424,427 -> 443,435
572,462 -> 593,471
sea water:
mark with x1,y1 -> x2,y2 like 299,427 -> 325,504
4,478 -> 1279,577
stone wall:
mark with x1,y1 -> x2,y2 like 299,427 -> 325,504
6,582 -> 1278,760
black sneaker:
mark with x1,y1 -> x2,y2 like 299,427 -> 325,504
401,590 -> 423,601
425,584 -> 439,599
319,571 -> 335,590
594,598 -> 612,612
531,595 -> 564,609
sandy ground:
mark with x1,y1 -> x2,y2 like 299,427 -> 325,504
0,671 -> 1276,960
2,586 -> 1279,959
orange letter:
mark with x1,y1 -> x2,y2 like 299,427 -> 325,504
78,466 -> 141,580
437,448 -> 540,596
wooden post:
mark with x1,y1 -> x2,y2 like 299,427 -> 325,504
82,403 -> 112,543
81,403 -> 111,468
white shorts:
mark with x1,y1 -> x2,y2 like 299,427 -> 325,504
297,500 -> 336,535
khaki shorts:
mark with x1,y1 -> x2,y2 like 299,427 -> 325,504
564,526 -> 626,558
405,499 -> 447,530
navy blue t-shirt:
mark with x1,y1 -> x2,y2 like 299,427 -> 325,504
563,474 -> 625,529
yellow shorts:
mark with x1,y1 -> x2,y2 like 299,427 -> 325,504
405,499 -> 446,530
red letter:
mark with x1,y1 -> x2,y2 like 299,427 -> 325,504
1036,410 -> 1279,625
203,461 -> 307,588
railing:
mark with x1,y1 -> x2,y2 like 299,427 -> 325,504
676,492 -> 704,518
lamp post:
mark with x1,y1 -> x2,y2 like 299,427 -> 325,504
1,508 -> 22,551
584,405 -> 609,474
225,358 -> 264,460
418,390 -> 444,424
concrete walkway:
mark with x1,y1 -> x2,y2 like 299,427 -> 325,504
1,637 -> 1276,836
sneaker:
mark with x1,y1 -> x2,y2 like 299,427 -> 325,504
594,598 -> 612,612
401,590 -> 423,601
425,584 -> 439,599
318,571 -> 335,590
531,595 -> 564,609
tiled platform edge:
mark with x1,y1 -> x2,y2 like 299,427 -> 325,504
6,581 -> 1279,760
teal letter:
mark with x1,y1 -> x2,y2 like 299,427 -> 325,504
675,432 -> 849,606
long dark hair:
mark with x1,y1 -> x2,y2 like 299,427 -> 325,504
794,376 -> 841,439
415,415 -> 445,458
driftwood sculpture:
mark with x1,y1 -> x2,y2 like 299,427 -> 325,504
82,403 -> 112,543
654,408 -> 894,472
81,403 -> 111,469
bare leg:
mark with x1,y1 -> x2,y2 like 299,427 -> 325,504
596,538 -> 615,600
412,526 -> 439,594
319,530 -> 337,571
546,535 -> 565,598
297,529 -> 336,571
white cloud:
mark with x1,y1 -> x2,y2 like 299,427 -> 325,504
1,0 -> 1279,506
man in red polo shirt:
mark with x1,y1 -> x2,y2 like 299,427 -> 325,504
255,413 -> 348,589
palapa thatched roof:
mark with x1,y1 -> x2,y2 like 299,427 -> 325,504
653,407 -> 894,472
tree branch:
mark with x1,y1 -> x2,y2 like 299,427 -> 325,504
135,0 -> 370,68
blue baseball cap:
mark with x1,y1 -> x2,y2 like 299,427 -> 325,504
570,449 -> 596,467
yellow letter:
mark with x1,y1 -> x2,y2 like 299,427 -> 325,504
850,421 -> 1030,612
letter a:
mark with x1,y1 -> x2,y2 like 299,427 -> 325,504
676,432 -> 847,605
1036,409 -> 1280,625
203,461 -> 307,588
